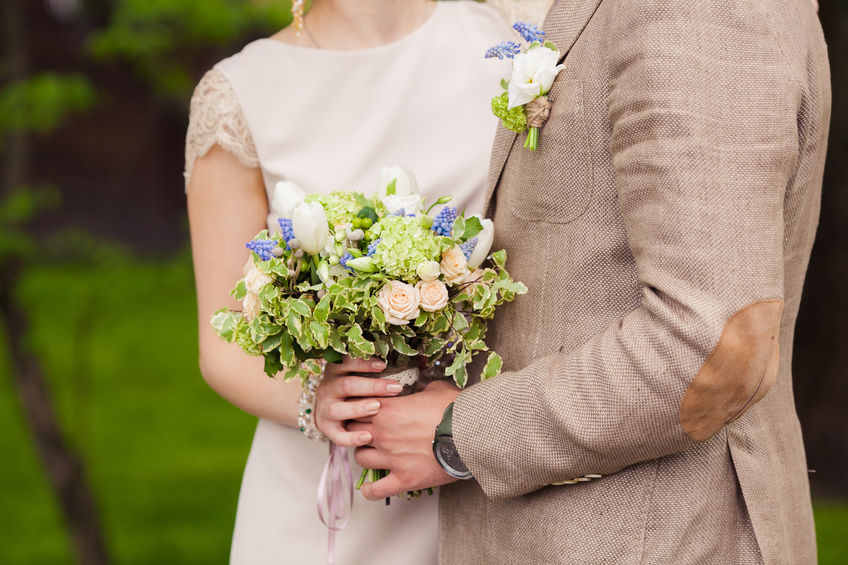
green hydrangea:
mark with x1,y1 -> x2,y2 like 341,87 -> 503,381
369,216 -> 440,282
305,191 -> 361,227
491,92 -> 527,133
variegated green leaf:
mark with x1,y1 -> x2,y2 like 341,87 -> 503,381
453,312 -> 469,332
290,298 -> 312,317
310,321 -> 329,349
482,352 -> 503,380
232,280 -> 247,301
391,334 -> 417,356
314,293 -> 331,323
492,249 -> 507,269
211,309 -> 238,342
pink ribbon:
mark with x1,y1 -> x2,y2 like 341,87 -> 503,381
317,442 -> 354,565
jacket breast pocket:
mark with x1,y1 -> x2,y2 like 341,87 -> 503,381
505,79 -> 594,224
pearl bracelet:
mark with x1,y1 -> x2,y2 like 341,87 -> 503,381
297,370 -> 328,442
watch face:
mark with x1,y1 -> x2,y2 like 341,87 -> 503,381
435,438 -> 470,478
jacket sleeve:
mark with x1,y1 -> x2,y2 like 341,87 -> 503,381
453,0 -> 799,499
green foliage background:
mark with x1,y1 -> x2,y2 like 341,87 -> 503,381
0,253 -> 254,564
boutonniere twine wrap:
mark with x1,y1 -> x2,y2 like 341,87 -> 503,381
486,22 -> 565,151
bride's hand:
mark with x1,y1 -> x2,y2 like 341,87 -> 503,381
315,356 -> 402,447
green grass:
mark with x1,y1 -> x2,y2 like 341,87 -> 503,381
816,501 -> 848,564
0,252 -> 846,564
0,251 -> 255,564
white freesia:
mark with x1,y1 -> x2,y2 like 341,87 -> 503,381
378,165 -> 419,197
316,260 -> 331,283
346,257 -> 377,273
291,202 -> 330,254
507,45 -> 565,109
267,181 -> 306,234
416,261 -> 441,282
382,193 -> 424,215
466,216 -> 495,269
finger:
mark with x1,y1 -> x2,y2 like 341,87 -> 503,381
325,398 -> 381,422
325,356 -> 386,377
345,421 -> 372,435
361,472 -> 405,501
325,376 -> 404,399
354,446 -> 390,470
322,424 -> 373,448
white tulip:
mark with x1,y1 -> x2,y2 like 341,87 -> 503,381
466,216 -> 495,269
291,202 -> 330,255
507,45 -> 565,109
267,180 -> 306,234
271,181 -> 306,218
378,165 -> 420,197
382,193 -> 424,215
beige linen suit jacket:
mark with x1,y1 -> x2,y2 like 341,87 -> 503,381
440,0 -> 831,563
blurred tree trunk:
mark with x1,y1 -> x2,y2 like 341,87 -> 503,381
792,1 -> 848,496
1,1 -> 110,564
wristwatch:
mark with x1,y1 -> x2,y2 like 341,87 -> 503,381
432,402 -> 472,480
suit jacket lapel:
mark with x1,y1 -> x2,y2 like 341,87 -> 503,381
483,0 -> 604,217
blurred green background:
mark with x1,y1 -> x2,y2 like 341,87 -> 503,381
1,1 -> 846,564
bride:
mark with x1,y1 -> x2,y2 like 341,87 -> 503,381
185,1 -> 549,563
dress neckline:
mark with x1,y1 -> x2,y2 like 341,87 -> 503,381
257,2 -> 445,57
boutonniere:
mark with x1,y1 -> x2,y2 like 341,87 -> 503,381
486,22 -> 565,151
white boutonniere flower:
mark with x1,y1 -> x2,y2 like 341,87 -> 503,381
507,45 -> 565,109
486,22 -> 565,151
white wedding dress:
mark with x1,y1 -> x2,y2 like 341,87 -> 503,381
184,2 -> 551,563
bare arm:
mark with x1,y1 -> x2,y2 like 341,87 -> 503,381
187,145 -> 301,426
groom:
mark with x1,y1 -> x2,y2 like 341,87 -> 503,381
352,0 -> 831,562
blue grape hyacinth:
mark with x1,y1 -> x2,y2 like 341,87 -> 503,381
513,22 -> 546,43
339,251 -> 355,272
431,207 -> 457,237
246,239 -> 277,261
366,239 -> 381,257
277,218 -> 295,243
485,41 -> 521,60
460,238 -> 478,260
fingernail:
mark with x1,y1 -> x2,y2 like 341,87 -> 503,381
359,432 -> 372,443
364,401 -> 380,414
371,359 -> 386,370
386,383 -> 403,393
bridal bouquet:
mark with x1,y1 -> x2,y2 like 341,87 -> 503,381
211,166 -> 526,390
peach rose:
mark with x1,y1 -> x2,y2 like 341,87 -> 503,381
377,280 -> 420,325
440,246 -> 470,284
416,280 -> 449,312
244,262 -> 273,295
242,292 -> 261,321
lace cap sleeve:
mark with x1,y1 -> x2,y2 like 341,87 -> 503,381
487,0 -> 554,26
184,68 -> 259,188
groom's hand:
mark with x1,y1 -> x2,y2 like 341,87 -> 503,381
350,380 -> 461,500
